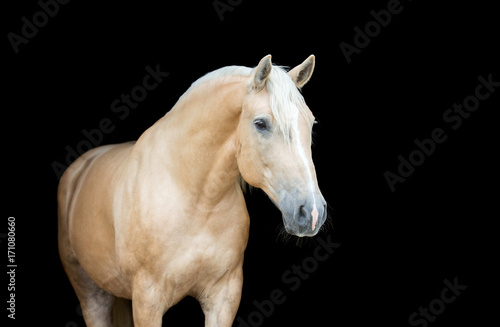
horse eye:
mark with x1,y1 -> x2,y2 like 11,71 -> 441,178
254,119 -> 267,131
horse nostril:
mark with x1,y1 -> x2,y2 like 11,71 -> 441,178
297,205 -> 308,225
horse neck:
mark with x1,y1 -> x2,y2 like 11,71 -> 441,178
135,76 -> 247,210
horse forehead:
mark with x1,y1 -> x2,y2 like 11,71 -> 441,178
250,88 -> 272,108
249,88 -> 306,115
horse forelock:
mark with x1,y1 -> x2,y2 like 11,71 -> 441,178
265,66 -> 310,143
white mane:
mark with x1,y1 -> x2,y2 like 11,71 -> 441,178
189,64 -> 310,142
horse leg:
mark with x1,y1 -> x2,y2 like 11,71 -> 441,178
131,275 -> 166,327
61,258 -> 114,327
200,268 -> 244,327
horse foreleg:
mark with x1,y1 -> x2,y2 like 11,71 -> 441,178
200,269 -> 244,327
131,275 -> 167,327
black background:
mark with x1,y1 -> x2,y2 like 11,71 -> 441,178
3,0 -> 498,326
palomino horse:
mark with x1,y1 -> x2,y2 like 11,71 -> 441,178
58,55 -> 327,327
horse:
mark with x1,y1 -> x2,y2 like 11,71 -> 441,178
58,54 -> 327,327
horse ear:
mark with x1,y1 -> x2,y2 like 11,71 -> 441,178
288,55 -> 315,88
248,55 -> 272,92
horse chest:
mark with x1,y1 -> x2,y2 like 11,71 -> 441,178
123,190 -> 250,295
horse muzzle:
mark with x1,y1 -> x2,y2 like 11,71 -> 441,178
279,193 -> 327,237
